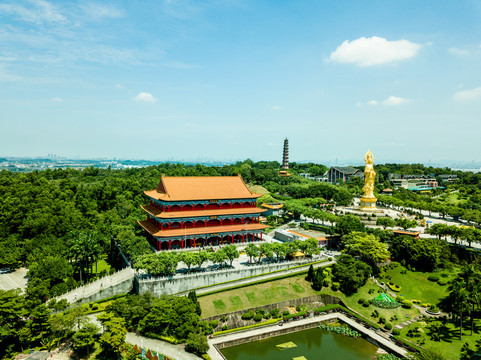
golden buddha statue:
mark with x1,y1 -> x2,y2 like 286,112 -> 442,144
360,150 -> 377,210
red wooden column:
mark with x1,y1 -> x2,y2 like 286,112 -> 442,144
193,237 -> 196,248
158,240 -> 161,251
181,239 -> 184,249
231,235 -> 234,244
231,218 -> 234,225
242,234 -> 244,243
169,239 -> 171,250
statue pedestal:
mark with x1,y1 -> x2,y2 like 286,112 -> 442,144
359,197 -> 377,211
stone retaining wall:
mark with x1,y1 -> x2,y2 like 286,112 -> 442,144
203,294 -> 340,331
136,259 -> 322,297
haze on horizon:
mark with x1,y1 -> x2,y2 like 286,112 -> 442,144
1,0 -> 480,164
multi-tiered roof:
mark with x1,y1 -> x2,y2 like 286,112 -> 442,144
139,175 -> 268,250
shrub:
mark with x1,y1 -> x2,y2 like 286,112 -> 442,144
331,282 -> 340,291
402,300 -> 413,309
378,316 -> 386,324
269,308 -> 280,318
385,322 -> 393,330
282,310 -> 290,316
253,313 -> 263,322
392,328 -> 401,336
358,298 -> 365,305
437,279 -> 448,286
328,257 -> 333,261
221,325 -> 228,331
241,310 -> 255,320
362,300 -> 370,307
209,320 -> 219,328
220,316 -> 227,322
323,279 -> 331,287
428,275 -> 440,282
91,304 -> 99,311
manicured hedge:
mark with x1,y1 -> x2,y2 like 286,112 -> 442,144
213,318 -> 278,336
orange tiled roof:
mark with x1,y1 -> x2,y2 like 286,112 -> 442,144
144,175 -> 261,201
141,204 -> 265,218
138,220 -> 267,237
261,203 -> 284,209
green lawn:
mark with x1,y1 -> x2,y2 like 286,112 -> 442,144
199,275 -> 318,318
92,257 -> 111,275
321,280 -> 419,327
398,318 -> 481,359
200,271 -> 418,327
378,264 -> 458,306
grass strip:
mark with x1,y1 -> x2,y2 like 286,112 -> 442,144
197,259 -> 328,298
213,318 -> 278,336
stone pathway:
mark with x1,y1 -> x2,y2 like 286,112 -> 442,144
125,333 -> 202,360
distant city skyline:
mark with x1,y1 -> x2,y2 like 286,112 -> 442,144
1,1 -> 481,163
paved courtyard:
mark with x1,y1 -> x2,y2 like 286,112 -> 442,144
0,267 -> 28,292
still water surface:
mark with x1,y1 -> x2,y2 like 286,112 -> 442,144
220,327 -> 379,360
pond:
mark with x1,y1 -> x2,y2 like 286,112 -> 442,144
220,327 -> 381,360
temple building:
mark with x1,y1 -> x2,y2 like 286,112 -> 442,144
138,175 -> 268,251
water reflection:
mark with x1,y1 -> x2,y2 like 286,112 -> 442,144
221,327 -> 379,360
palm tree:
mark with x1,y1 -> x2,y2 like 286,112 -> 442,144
448,278 -> 470,340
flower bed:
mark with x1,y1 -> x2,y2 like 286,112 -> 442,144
387,283 -> 401,292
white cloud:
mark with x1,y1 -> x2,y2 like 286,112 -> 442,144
133,92 -> 158,102
453,87 -> 481,102
0,0 -> 66,24
50,97 -> 62,102
449,47 -> 470,56
270,105 -> 281,111
361,96 -> 411,106
329,36 -> 423,66
382,96 -> 410,106
80,3 -> 125,20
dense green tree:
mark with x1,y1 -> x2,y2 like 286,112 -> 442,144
391,236 -> 450,271
245,243 -> 259,263
210,249 -> 227,267
376,217 -> 395,229
306,264 -> 315,282
312,267 -> 324,291
99,314 -> 127,359
185,332 -> 209,356
71,321 -> 99,357
223,244 -> 240,266
334,214 -> 366,236
341,232 -> 390,266
188,291 -> 202,317
331,255 -> 371,295
180,251 -> 196,270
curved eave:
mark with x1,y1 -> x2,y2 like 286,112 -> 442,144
143,190 -> 262,202
138,220 -> 267,238
141,205 -> 266,219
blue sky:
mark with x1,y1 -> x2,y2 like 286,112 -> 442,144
1,0 -> 481,164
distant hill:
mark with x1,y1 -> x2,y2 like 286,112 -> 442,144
0,158 -> 7,162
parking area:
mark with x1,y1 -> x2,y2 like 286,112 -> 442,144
0,267 -> 28,292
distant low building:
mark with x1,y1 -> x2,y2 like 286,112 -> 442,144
388,173 -> 439,190
298,173 -> 326,182
438,174 -> 458,183
326,166 -> 363,184
261,203 -> 284,216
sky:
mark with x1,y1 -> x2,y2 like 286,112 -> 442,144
1,0 -> 481,165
